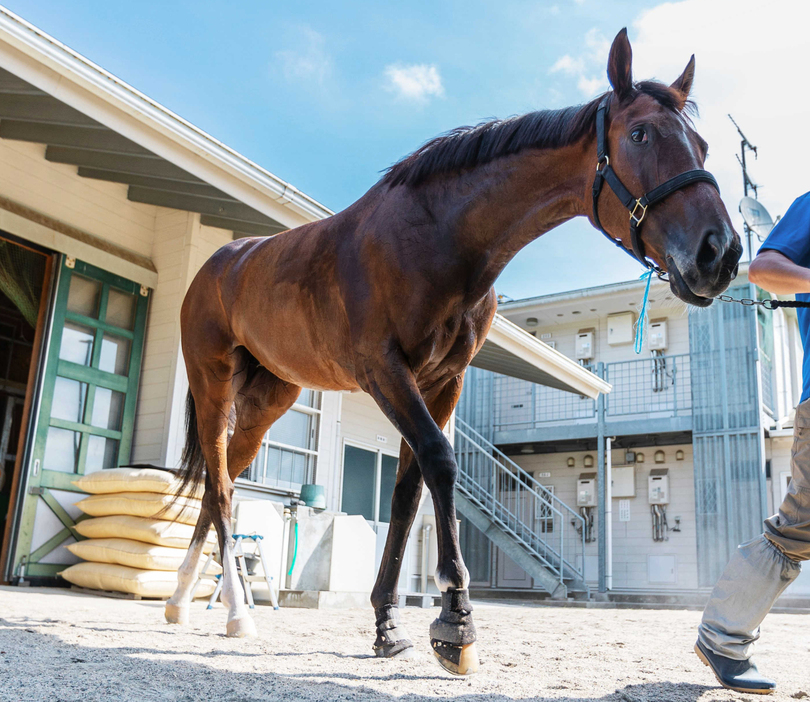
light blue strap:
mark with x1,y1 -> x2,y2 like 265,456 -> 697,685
634,270 -> 653,354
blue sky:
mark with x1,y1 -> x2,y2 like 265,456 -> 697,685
6,1 -> 798,300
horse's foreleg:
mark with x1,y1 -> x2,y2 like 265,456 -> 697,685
367,369 -> 477,675
165,505 -> 212,624
371,376 -> 464,660
371,449 -> 421,659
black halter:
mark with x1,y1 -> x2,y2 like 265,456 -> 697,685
591,95 -> 720,280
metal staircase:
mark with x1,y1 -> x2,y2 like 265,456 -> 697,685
454,418 -> 589,599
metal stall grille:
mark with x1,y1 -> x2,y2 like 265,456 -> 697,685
689,284 -> 767,587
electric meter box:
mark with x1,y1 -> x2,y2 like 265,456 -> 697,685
611,465 -> 636,498
575,330 -> 594,361
607,312 -> 634,346
649,318 -> 668,351
648,468 -> 670,505
577,472 -> 597,507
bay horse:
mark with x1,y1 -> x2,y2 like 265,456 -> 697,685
165,28 -> 742,675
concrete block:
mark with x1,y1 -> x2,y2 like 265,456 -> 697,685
278,590 -> 370,609
328,515 -> 375,592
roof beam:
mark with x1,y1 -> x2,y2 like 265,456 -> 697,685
200,215 -> 286,238
76,167 -> 237,200
127,186 -> 283,227
45,145 -> 202,182
0,94 -> 100,126
0,120 -> 153,156
0,67 -> 46,95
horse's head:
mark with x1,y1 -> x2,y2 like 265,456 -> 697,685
591,29 -> 742,307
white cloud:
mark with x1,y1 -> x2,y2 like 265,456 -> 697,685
629,0 -> 810,256
275,27 -> 332,86
384,64 -> 445,103
549,54 -> 584,75
548,28 -> 610,97
577,75 -> 606,97
583,27 -> 609,56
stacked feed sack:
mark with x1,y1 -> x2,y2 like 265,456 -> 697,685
59,467 -> 219,599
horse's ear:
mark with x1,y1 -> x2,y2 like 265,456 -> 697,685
671,54 -> 696,107
607,28 -> 633,100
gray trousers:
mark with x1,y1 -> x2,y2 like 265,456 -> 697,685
698,399 -> 810,660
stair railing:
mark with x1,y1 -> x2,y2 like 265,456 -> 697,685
454,418 -> 586,585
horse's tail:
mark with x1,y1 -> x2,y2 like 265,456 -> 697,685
162,389 -> 206,518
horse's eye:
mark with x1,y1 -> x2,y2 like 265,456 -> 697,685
631,128 -> 648,144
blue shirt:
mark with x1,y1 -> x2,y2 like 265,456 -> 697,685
759,191 -> 810,402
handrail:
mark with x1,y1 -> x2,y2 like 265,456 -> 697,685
454,418 -> 586,585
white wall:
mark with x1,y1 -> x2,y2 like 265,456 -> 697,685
512,444 -> 698,591
0,138 -> 157,257
131,219 -> 231,467
510,308 -> 690,367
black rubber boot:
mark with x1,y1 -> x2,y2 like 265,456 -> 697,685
429,588 -> 479,676
372,604 -> 413,658
695,640 -> 776,695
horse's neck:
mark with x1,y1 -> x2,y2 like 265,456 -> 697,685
429,142 -> 592,299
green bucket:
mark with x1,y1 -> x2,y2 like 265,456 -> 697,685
299,484 -> 326,510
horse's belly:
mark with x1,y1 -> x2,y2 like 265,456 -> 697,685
246,336 -> 360,393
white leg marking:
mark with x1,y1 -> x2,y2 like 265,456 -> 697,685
165,534 -> 207,625
221,538 -> 256,638
434,566 -> 470,593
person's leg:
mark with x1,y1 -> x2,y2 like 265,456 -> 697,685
696,399 -> 810,692
698,534 -> 800,660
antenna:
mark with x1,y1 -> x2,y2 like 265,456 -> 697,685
728,115 -> 761,262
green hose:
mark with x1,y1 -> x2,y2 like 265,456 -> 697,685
287,520 -> 298,577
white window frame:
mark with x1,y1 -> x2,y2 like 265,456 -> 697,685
235,395 -> 322,496
340,438 -> 399,527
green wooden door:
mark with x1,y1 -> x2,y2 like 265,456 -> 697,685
13,257 -> 149,578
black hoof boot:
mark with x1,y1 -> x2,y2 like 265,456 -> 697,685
372,604 -> 414,659
430,588 -> 479,676
695,640 -> 776,695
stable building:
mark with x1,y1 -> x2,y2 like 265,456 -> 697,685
0,6 -> 608,600
457,271 -> 810,602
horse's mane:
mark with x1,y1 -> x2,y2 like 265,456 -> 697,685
382,81 -> 695,188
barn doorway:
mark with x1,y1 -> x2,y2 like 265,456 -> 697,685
0,235 -> 50,565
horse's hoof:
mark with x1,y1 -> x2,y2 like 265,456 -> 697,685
226,615 -> 257,638
429,588 -> 478,675
373,639 -> 415,659
164,603 -> 189,625
432,641 -> 479,676
373,604 -> 413,659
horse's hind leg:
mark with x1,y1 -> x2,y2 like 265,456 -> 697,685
165,504 -> 213,625
367,368 -> 477,675
371,376 -> 463,660
215,359 -> 301,636
165,354 -> 300,630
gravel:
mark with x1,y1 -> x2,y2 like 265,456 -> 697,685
1,586 -> 808,702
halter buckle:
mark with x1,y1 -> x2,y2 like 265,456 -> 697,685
595,155 -> 609,173
629,199 -> 647,225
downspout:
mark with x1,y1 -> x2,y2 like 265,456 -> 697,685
597,362 -> 607,594
606,436 -> 614,591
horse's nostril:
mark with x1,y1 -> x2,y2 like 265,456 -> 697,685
696,230 -> 723,272
731,263 -> 739,280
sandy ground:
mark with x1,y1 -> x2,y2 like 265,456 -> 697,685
0,587 -> 808,702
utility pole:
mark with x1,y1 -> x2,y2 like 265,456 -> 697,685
729,115 -> 759,262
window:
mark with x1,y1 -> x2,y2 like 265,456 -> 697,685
340,443 -> 398,524
240,392 -> 321,493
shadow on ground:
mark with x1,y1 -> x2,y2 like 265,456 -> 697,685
0,615 -> 721,702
